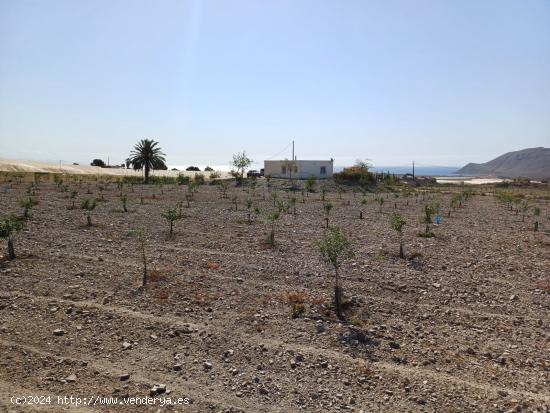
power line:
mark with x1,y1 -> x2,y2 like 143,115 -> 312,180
266,141 -> 293,160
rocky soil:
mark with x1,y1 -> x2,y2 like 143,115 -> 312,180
0,179 -> 549,412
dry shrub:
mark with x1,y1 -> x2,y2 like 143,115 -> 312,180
311,296 -> 326,306
206,262 -> 220,270
287,291 -> 307,304
260,294 -> 273,306
535,279 -> 550,292
291,304 -> 305,318
355,363 -> 373,378
148,269 -> 168,283
152,290 -> 169,300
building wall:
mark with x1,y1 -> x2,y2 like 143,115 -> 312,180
264,160 -> 333,179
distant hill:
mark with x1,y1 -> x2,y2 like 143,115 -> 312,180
456,147 -> 550,179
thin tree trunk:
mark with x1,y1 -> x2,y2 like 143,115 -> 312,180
7,238 -> 15,260
142,260 -> 147,286
87,214 -> 92,226
399,240 -> 404,259
334,267 -> 343,320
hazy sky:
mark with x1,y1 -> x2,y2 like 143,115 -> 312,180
1,0 -> 549,168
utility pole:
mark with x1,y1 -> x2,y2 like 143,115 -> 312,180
412,160 -> 415,180
292,140 -> 294,161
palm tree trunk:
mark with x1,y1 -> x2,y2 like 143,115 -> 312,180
144,165 -> 150,184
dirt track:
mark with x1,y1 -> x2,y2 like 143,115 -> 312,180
0,179 -> 549,412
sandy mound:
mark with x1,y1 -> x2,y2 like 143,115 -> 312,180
0,158 -> 231,178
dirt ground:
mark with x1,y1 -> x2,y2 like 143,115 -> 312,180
0,178 -> 549,413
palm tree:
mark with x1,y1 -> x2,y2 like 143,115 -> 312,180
128,139 -> 166,184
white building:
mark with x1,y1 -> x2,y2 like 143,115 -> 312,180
264,159 -> 334,179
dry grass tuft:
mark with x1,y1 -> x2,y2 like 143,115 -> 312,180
287,291 -> 307,304
206,262 -> 220,270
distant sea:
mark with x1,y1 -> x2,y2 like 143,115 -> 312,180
356,166 -> 460,177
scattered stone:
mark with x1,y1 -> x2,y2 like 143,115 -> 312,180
64,374 -> 77,383
122,342 -> 132,350
53,329 -> 65,336
149,384 -> 166,396
259,386 -> 269,395
203,361 -> 213,370
119,373 -> 130,381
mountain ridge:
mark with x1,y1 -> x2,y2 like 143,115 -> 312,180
456,147 -> 550,179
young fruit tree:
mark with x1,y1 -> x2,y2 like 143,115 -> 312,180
376,196 -> 384,212
289,196 -> 297,216
532,206 -> 541,232
449,193 -> 462,217
131,229 -> 148,286
305,175 -> 316,195
316,227 -> 354,320
422,204 -> 434,235
267,209 -> 281,246
18,197 -> 36,219
390,212 -> 407,258
231,151 -> 253,185
271,191 -> 278,207
81,199 -> 97,226
68,190 -> 78,209
0,217 -> 26,260
120,195 -> 128,212
520,200 -> 529,222
323,202 -> 333,228
246,198 -> 253,223
219,181 -> 229,199
161,206 -> 180,238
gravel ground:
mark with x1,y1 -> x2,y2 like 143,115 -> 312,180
0,178 -> 549,413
